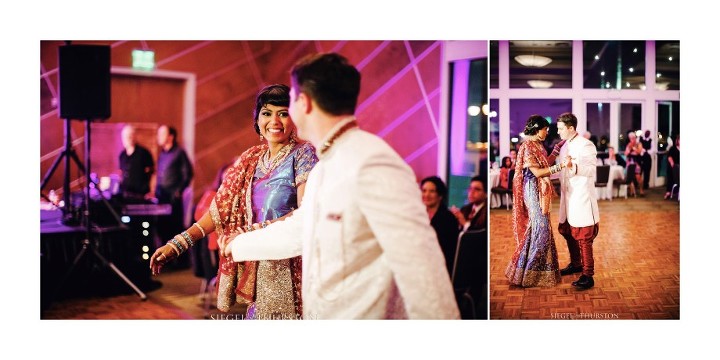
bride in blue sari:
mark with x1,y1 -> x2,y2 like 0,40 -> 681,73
505,115 -> 564,287
151,84 -> 318,319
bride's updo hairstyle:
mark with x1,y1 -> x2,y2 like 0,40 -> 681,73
523,114 -> 549,136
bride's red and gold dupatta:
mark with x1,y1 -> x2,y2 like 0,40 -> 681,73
512,140 -> 554,246
210,144 -> 265,312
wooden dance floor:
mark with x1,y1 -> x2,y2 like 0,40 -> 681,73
42,187 -> 679,320
40,266 -> 249,320
490,186 -> 680,319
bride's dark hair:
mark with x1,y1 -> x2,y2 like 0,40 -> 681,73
523,114 -> 549,136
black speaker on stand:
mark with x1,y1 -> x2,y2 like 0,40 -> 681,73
44,43 -> 147,308
59,44 -> 111,120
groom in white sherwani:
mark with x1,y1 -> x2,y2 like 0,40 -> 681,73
556,112 -> 600,289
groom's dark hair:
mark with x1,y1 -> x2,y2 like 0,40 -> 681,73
290,52 -> 361,116
557,112 -> 578,130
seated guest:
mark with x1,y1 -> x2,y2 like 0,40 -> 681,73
606,146 -> 625,167
421,176 -> 460,276
491,156 -> 513,208
494,156 -> 512,190
451,176 -> 487,233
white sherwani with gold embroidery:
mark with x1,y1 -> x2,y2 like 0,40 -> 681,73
558,135 -> 600,227
230,118 -> 460,319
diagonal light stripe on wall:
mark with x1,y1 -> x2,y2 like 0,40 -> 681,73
356,41 -> 441,114
356,41 -> 390,71
405,138 -> 438,164
110,40 -> 129,49
155,41 -> 214,67
197,44 -> 271,86
41,110 -> 58,120
40,138 -> 85,162
196,87 -> 258,123
194,130 -> 248,159
404,40 -> 440,138
40,63 -> 58,101
40,68 -> 57,80
377,87 -> 440,138
242,41 -> 264,87
283,41 -> 312,70
330,41 -> 347,53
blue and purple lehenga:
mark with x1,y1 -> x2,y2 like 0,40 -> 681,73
213,140 -> 317,318
505,140 -> 561,287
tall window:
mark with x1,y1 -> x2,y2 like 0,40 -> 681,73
584,41 -> 646,90
447,57 -> 487,208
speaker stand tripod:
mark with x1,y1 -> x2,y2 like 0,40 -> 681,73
47,119 -> 147,305
41,118 -> 85,224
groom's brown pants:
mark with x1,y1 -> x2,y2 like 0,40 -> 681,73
558,222 -> 599,277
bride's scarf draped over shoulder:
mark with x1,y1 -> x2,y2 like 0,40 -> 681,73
210,144 -> 267,312
512,140 -> 554,246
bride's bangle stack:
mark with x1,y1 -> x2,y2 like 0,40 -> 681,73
549,163 -> 564,175
167,222 -> 205,256
244,220 -> 271,232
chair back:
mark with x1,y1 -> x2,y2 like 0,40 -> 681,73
507,169 -> 515,192
595,165 -> 610,186
451,228 -> 487,319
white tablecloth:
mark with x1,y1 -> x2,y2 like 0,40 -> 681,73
596,165 -> 625,200
489,169 -> 502,208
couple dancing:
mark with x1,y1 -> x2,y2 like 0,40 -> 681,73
505,113 -> 600,290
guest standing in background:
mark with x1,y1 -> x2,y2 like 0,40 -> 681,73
624,130 -> 645,196
640,130 -> 653,190
118,124 -> 154,203
664,134 -> 680,200
155,125 -> 193,265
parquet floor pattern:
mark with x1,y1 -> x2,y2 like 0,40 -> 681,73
490,187 -> 680,319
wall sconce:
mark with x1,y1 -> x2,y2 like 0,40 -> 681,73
514,54 -> 552,67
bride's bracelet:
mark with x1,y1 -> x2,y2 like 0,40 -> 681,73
245,220 -> 271,232
549,163 -> 563,175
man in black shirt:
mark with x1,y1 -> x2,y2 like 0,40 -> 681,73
640,130 -> 653,190
119,124 -> 154,203
155,125 -> 193,259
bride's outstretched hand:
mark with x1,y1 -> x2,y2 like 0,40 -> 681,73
150,244 -> 177,276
